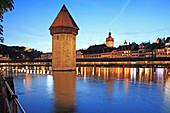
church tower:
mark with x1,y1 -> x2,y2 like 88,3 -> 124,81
49,5 -> 79,71
106,32 -> 114,47
124,40 -> 127,45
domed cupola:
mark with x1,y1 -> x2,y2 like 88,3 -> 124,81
106,32 -> 114,47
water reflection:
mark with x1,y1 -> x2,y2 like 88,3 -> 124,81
53,71 -> 76,113
24,73 -> 31,91
2,66 -> 170,113
76,67 -> 170,84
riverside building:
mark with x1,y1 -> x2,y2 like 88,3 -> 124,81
76,34 -> 170,59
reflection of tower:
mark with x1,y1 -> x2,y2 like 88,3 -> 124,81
106,32 -> 114,47
53,71 -> 76,113
49,5 -> 79,71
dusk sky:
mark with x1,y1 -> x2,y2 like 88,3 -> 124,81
3,0 -> 170,52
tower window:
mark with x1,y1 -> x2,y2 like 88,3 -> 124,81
57,36 -> 59,40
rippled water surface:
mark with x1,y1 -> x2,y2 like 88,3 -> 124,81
3,67 -> 170,113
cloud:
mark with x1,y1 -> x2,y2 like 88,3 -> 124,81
110,0 -> 131,26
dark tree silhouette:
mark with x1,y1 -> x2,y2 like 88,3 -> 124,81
0,0 -> 14,42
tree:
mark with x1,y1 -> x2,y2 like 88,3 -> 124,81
0,0 -> 14,42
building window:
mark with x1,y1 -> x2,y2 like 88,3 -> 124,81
66,36 -> 68,40
57,36 -> 59,40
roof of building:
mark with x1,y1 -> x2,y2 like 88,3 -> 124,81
166,37 -> 170,43
50,5 -> 79,30
85,44 -> 107,54
145,43 -> 159,50
129,43 -> 138,51
155,43 -> 165,49
83,44 -> 115,54
117,45 -> 131,51
76,49 -> 86,53
140,42 -> 148,46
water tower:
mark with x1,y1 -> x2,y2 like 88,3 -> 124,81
49,5 -> 79,71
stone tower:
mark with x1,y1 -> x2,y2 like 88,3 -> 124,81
106,32 -> 114,47
49,5 -> 79,71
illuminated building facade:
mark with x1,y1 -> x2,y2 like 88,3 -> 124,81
165,37 -> 170,57
131,43 -> 139,58
138,43 -> 147,58
117,45 -> 131,58
111,49 -> 117,58
156,44 -> 166,57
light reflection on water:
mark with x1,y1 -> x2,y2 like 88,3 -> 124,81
2,67 -> 170,113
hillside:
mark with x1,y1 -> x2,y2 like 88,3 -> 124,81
0,44 -> 43,60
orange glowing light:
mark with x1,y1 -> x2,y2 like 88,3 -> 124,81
24,47 -> 30,51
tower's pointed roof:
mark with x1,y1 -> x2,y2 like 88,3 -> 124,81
50,5 -> 79,30
106,32 -> 114,41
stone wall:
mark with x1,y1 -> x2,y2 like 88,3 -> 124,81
52,34 -> 76,70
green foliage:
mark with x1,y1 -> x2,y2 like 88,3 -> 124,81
0,0 -> 14,42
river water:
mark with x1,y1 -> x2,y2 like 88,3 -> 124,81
2,67 -> 170,113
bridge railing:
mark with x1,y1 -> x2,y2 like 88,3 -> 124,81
0,74 -> 25,113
